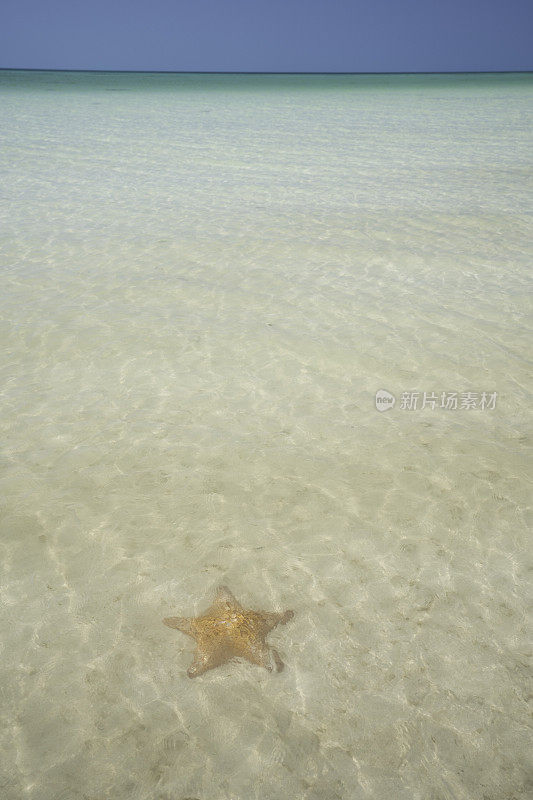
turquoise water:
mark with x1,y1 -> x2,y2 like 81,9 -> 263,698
0,71 -> 531,800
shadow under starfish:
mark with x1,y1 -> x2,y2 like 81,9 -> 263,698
163,585 -> 294,678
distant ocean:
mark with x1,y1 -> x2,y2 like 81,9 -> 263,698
0,70 -> 531,800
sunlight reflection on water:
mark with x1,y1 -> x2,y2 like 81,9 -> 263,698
0,71 -> 531,800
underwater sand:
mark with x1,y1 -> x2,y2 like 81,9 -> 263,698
0,71 -> 532,800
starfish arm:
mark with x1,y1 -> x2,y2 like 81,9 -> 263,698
163,616 -> 195,637
242,642 -> 277,672
213,585 -> 241,608
260,609 -> 294,632
187,648 -> 229,678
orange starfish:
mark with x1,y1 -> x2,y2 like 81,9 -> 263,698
163,585 -> 294,678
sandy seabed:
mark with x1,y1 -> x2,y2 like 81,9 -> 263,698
0,71 -> 531,800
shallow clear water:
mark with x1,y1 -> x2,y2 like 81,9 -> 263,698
0,71 -> 531,800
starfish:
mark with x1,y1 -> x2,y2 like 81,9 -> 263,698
163,585 -> 294,678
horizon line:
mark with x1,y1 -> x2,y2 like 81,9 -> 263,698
0,68 -> 532,76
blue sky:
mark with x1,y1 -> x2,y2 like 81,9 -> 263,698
1,0 -> 531,73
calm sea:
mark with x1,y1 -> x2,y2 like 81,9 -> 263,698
0,70 -> 531,800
